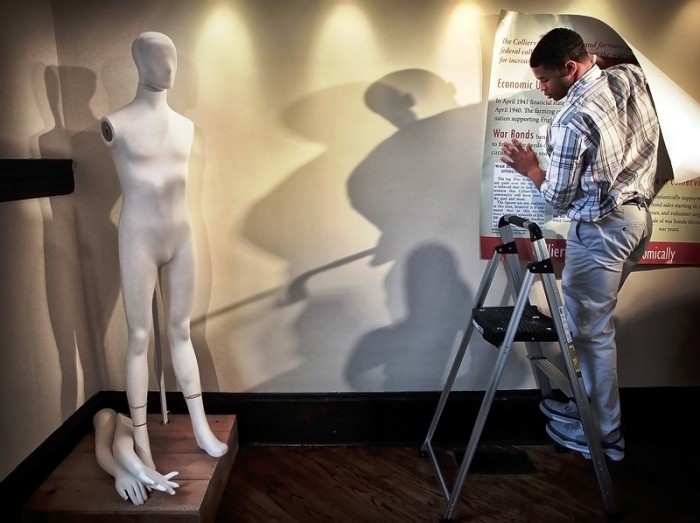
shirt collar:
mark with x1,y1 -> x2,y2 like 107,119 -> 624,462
566,64 -> 602,101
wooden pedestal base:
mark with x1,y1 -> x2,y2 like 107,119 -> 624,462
22,414 -> 238,523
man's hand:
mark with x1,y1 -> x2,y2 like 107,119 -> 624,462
593,53 -> 638,69
500,139 -> 546,189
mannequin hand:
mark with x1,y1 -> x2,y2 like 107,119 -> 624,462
136,468 -> 180,495
114,471 -> 148,505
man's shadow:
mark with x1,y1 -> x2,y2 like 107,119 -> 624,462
344,69 -> 531,391
242,82 -> 385,278
239,82 -> 388,391
346,69 -> 481,268
344,244 -> 471,390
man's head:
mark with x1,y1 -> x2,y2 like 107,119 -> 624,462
132,32 -> 177,91
529,28 -> 591,101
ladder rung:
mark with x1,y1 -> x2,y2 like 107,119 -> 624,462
472,306 -> 558,346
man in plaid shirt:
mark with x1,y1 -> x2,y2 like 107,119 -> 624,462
501,27 -> 660,461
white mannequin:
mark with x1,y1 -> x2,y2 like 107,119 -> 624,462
93,408 -> 179,505
100,31 -> 228,468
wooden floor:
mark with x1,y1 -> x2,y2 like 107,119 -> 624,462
215,441 -> 700,522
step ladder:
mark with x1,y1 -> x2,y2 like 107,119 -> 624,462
420,214 -> 619,521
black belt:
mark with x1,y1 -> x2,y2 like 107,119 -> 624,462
622,197 -> 646,208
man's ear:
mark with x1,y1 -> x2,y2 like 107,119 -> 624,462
563,59 -> 578,77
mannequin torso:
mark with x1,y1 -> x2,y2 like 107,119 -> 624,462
102,98 -> 194,266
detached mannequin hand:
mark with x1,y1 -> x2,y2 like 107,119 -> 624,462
136,468 -> 180,495
114,470 -> 149,505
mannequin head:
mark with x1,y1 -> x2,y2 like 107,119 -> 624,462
132,32 -> 177,90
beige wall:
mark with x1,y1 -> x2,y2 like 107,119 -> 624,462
1,0 -> 699,481
0,0 -> 99,481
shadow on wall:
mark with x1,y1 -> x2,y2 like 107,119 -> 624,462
344,243 -> 472,390
37,65 -> 105,416
58,64 -> 122,395
241,82 -> 387,276
239,82 -> 387,392
343,69 -> 486,391
347,69 -> 482,269
346,69 -> 534,391
243,69 -> 498,392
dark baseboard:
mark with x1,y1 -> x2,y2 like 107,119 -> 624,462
2,386 -> 697,518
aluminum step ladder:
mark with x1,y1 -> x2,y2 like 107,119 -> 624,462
420,214 -> 619,521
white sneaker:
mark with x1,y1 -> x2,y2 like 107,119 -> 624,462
539,398 -> 580,424
546,420 -> 625,461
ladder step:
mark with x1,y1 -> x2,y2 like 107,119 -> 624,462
473,306 -> 559,346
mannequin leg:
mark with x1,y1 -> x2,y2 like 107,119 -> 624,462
120,246 -> 160,469
163,237 -> 228,458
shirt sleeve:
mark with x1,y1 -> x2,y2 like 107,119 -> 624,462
540,122 -> 588,210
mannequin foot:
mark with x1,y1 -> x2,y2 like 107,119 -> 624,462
184,393 -> 229,457
194,425 -> 228,457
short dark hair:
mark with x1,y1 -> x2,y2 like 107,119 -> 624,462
530,28 -> 588,68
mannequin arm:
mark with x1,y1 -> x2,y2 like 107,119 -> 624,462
93,409 -> 149,505
113,413 -> 180,495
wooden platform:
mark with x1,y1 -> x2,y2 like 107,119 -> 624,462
22,414 -> 237,523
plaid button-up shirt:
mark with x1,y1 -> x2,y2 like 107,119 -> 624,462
540,63 -> 660,222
